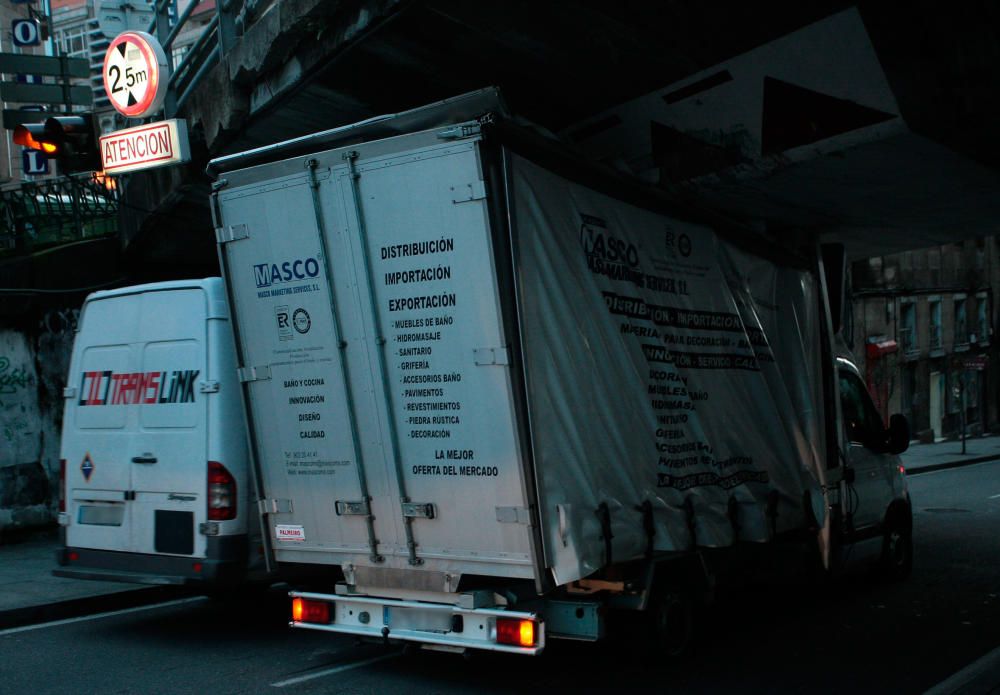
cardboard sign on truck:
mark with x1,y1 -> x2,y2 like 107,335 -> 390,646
208,88 -> 911,654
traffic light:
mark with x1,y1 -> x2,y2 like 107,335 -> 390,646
12,122 -> 56,154
13,114 -> 99,174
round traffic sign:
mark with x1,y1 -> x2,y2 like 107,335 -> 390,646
103,31 -> 168,118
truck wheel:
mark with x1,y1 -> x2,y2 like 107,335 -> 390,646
879,511 -> 912,582
650,586 -> 695,658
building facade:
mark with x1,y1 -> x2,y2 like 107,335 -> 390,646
850,238 -> 998,441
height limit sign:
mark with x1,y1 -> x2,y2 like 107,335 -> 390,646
103,31 -> 168,118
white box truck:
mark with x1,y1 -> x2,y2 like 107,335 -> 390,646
54,278 -> 259,587
208,89 -> 912,654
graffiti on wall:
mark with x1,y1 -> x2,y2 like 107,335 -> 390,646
0,356 -> 35,408
1,308 -> 81,530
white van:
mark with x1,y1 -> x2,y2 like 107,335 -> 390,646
54,278 -> 256,587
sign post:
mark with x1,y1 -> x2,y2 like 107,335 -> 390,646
953,355 -> 988,455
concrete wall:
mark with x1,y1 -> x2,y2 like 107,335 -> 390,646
0,309 -> 77,535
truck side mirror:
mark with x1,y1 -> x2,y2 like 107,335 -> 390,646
887,414 -> 910,455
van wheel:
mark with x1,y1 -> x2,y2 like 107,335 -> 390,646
879,510 -> 912,582
650,585 -> 695,658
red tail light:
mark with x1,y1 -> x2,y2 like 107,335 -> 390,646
292,598 -> 331,624
207,461 -> 236,520
59,459 -> 66,513
496,618 -> 537,647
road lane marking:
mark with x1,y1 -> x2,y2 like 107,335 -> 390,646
989,493 -> 1000,499
271,652 -> 401,687
0,596 -> 206,637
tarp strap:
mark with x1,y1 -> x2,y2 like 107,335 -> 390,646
596,502 -> 613,568
727,496 -> 741,543
684,496 -> 697,549
638,500 -> 655,558
767,490 -> 781,538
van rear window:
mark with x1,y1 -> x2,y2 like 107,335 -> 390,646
140,340 -> 203,430
75,345 -> 130,430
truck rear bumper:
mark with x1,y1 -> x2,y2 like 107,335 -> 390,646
54,535 -> 248,586
289,591 -> 546,655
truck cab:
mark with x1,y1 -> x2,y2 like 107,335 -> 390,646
836,354 -> 912,579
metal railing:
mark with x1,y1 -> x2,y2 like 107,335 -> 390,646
899,326 -> 918,357
929,324 -> 943,350
0,175 -> 119,255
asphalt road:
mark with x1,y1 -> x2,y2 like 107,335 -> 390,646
2,461 -> 999,694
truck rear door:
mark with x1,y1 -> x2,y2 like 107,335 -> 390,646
216,132 -> 535,579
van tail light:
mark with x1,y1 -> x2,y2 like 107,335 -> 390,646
59,459 -> 66,513
292,598 -> 331,624
207,461 -> 236,520
496,618 -> 537,647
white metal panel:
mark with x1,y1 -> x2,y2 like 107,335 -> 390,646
65,341 -> 133,553
63,287 -> 211,557
131,329 -> 207,557
205,298 -> 252,542
217,139 -> 535,578
339,141 -> 533,572
217,170 -> 401,564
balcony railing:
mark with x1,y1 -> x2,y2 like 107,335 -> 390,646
899,326 -> 919,358
0,175 -> 118,255
929,324 -> 943,352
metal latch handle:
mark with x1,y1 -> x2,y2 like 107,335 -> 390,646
131,454 -> 157,464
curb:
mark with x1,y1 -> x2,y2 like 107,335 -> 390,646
905,454 -> 1000,476
924,644 -> 1000,695
0,585 -> 189,631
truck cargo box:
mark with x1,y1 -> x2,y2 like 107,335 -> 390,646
211,89 -> 831,592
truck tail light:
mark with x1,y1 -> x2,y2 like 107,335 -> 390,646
292,598 -> 331,624
59,459 -> 66,513
496,618 -> 537,647
207,461 -> 236,520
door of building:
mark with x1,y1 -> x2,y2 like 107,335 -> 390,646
929,371 -> 944,439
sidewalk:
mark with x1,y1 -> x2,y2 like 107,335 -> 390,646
901,433 -> 1000,474
0,529 -> 182,630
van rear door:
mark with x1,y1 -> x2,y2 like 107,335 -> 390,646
65,288 -> 209,558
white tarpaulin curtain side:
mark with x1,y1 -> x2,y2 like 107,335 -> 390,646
509,153 -> 828,585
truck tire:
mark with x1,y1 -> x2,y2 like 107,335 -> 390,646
878,508 -> 913,582
650,585 -> 695,658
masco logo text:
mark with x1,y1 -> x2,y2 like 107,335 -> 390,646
580,226 -> 640,268
254,258 -> 321,288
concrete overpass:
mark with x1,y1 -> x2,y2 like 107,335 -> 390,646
124,0 -> 1000,272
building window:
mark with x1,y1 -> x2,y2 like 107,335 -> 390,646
57,26 -> 88,58
954,296 -> 968,348
977,296 -> 989,344
171,45 -> 189,69
900,302 -> 917,357
929,299 -> 942,351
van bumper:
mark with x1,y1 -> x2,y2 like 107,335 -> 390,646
53,535 -> 248,586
